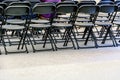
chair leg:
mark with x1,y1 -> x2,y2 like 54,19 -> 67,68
18,30 -> 26,50
74,26 -> 79,36
5,30 -> 11,46
94,26 -> 99,35
99,27 -> 105,38
26,33 -> 34,53
67,28 -> 76,49
1,35 -> 7,55
43,29 -> 49,48
101,27 -> 110,44
70,30 -> 76,49
48,34 -> 55,51
101,26 -> 116,47
109,30 -> 118,47
71,28 -> 79,49
49,33 -> 57,51
62,28 -> 67,40
43,28 -> 55,51
18,29 -> 29,53
91,30 -> 98,48
63,29 -> 70,46
82,27 -> 89,39
84,27 -> 91,45
30,30 -> 37,45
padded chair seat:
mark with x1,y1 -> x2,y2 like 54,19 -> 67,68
95,21 -> 112,26
6,19 -> 26,24
52,23 -> 72,28
75,22 -> 94,27
31,19 -> 50,24
53,18 -> 70,22
115,13 -> 120,17
114,18 -> 120,21
113,21 -> 120,25
30,24 -> 51,28
77,13 -> 90,18
58,14 -> 70,18
98,13 -> 108,17
76,18 -> 90,22
96,17 -> 109,21
2,25 -> 25,30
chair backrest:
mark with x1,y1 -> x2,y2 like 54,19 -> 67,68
24,0 -> 40,7
117,5 -> 120,11
3,0 -> 20,5
56,1 -> 75,7
0,6 -> 4,16
76,5 -> 99,23
24,0 -> 40,3
115,1 -> 120,6
77,1 -> 96,7
99,5 -> 117,23
36,2 -> 55,6
0,6 -> 4,26
0,3 -> 7,9
4,0 -> 20,1
9,2 -> 31,7
80,0 -> 96,5
3,0 -> 20,3
5,6 -> 30,16
115,0 -> 120,4
77,5 -> 99,15
32,3 -> 55,15
56,4 -> 77,14
97,1 -> 114,5
99,5 -> 116,14
56,4 -> 77,22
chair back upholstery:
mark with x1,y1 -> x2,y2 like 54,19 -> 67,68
32,4 -> 56,14
5,6 -> 30,16
77,5 -> 99,15
0,3 -> 7,9
97,1 -> 114,5
56,1 -> 75,7
56,4 -> 77,14
9,2 -> 31,7
99,5 -> 116,14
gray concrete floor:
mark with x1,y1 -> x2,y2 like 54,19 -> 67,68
0,47 -> 120,80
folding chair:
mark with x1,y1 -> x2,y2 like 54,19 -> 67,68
52,4 -> 78,49
113,5 -> 120,45
74,5 -> 99,48
95,5 -> 118,47
76,1 -> 97,36
2,5 -> 30,54
0,6 -> 6,55
27,3 -> 56,52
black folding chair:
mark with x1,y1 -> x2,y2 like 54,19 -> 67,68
74,5 -> 99,48
27,3 -> 56,52
95,5 -> 118,47
113,5 -> 120,45
2,5 -> 30,54
52,4 -> 78,49
0,6 -> 6,55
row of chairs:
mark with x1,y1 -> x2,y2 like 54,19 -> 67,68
0,1 -> 120,55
